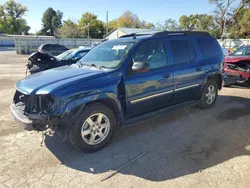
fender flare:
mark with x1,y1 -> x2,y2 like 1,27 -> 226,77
59,92 -> 124,122
203,72 -> 223,90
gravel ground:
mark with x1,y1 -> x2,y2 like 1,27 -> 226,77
1,52 -> 250,188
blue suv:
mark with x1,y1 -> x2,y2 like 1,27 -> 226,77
11,31 -> 224,152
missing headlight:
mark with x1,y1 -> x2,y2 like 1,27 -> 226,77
31,95 -> 54,114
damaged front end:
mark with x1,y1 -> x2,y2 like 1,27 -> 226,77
10,90 -> 58,131
224,61 -> 250,84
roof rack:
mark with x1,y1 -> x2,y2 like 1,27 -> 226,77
152,31 -> 210,37
119,33 -> 152,39
119,31 -> 210,39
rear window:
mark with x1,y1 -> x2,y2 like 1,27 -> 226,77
170,40 -> 196,64
197,38 -> 221,58
58,45 -> 68,50
42,44 -> 50,50
51,44 -> 60,50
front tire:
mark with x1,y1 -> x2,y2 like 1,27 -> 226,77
69,103 -> 117,153
198,80 -> 218,109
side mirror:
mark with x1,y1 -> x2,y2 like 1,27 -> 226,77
132,62 -> 149,73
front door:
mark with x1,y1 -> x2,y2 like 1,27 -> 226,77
124,39 -> 174,118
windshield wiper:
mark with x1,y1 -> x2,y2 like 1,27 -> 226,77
78,63 -> 104,70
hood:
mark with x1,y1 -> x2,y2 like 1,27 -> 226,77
16,65 -> 104,95
224,56 -> 250,63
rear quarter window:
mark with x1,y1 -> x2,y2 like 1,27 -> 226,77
197,38 -> 221,58
42,44 -> 50,51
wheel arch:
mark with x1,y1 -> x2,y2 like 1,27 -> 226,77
205,73 -> 223,90
60,91 -> 124,124
85,98 -> 123,125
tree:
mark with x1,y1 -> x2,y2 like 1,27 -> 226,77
109,11 -> 155,30
57,19 -> 83,38
78,12 -> 104,38
157,19 -> 181,31
179,14 -> 200,30
41,7 -> 63,36
108,19 -> 118,31
178,14 -> 221,38
229,7 -> 250,38
116,11 -> 141,28
140,20 -> 155,29
0,0 -> 30,34
209,0 -> 250,37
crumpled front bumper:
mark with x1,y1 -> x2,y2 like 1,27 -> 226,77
10,104 -> 50,131
10,104 -> 34,130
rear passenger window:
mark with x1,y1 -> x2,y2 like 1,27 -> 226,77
170,40 -> 195,64
197,38 -> 221,58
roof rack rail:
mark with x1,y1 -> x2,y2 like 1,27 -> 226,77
119,33 -> 152,39
119,31 -> 210,39
153,31 -> 210,37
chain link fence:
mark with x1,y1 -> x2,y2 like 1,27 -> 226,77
14,38 -> 103,54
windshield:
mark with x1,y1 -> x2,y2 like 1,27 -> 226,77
77,41 -> 136,69
56,50 -> 73,60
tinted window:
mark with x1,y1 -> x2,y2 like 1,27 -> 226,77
170,40 -> 195,64
50,44 -> 58,50
132,40 -> 167,70
197,38 -> 221,58
246,47 -> 250,55
42,44 -> 50,51
58,45 -> 68,50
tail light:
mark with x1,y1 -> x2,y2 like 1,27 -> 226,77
38,48 -> 44,53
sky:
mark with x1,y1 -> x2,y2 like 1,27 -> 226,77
0,0 -> 215,33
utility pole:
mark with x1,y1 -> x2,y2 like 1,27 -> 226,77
106,10 -> 109,35
88,26 -> 90,38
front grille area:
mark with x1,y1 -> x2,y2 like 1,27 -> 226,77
13,90 -> 54,115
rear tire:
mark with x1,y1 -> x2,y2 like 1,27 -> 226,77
69,103 -> 117,153
198,79 -> 218,109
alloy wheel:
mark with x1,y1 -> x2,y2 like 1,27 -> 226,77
205,85 -> 216,105
81,113 -> 110,145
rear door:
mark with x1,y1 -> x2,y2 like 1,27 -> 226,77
124,39 -> 174,117
169,39 -> 203,103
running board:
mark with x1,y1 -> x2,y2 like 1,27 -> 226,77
122,100 -> 198,127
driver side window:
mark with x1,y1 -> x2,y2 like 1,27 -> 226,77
132,40 -> 168,70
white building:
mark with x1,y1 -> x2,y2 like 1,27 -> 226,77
104,28 -> 158,40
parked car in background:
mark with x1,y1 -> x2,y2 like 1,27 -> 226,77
27,48 -> 91,74
222,47 -> 229,56
223,73 -> 240,87
11,31 -> 224,152
38,44 -> 69,56
224,45 -> 250,85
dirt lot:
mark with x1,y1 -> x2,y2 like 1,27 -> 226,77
1,51 -> 250,188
